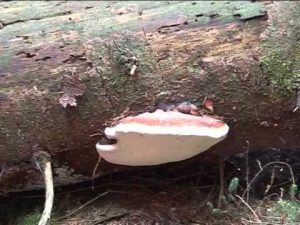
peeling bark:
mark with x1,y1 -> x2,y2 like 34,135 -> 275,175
0,1 -> 299,192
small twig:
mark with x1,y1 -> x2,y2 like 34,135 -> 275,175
130,64 -> 138,75
92,155 -> 102,190
55,191 -> 109,221
89,133 -> 103,138
256,160 -> 263,171
34,151 -> 54,225
92,154 -> 102,178
235,195 -> 261,223
264,166 -> 276,194
34,157 -> 43,173
202,93 -> 208,105
242,161 -> 296,200
38,160 -> 54,225
279,188 -> 284,200
261,193 -> 280,203
217,159 -> 225,208
245,140 -> 250,203
55,190 -> 128,222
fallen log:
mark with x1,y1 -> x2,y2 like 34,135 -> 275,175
0,1 -> 299,192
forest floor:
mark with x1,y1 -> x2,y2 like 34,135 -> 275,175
1,150 -> 300,225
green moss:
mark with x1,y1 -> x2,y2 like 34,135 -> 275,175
260,35 -> 300,96
260,49 -> 300,95
260,2 -> 300,96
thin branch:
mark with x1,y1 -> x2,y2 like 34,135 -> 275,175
55,190 -> 128,221
242,161 -> 296,200
89,133 -> 103,138
217,159 -> 225,208
245,140 -> 250,203
34,151 -> 54,225
235,195 -> 261,223
55,191 -> 109,221
92,155 -> 102,190
38,160 -> 54,225
264,166 -> 276,194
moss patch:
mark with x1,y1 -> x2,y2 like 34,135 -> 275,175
261,2 -> 300,96
261,48 -> 300,96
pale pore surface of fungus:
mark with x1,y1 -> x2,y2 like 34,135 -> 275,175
96,110 -> 229,166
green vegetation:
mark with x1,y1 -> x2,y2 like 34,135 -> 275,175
16,209 -> 41,225
267,199 -> 300,224
260,2 -> 300,96
205,168 -> 300,224
260,49 -> 300,96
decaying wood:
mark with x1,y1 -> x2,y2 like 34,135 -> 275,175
0,1 -> 299,192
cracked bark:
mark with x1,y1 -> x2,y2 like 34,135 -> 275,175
0,1 -> 299,192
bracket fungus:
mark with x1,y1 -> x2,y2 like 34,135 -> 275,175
96,109 -> 229,166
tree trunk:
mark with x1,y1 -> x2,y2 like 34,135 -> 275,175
0,1 -> 299,192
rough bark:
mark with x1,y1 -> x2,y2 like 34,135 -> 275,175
0,1 -> 299,192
